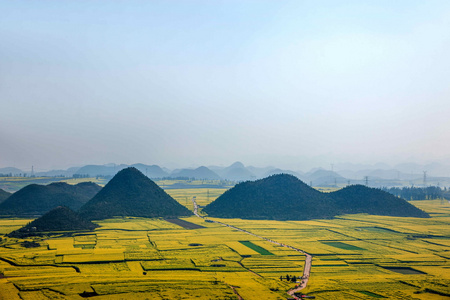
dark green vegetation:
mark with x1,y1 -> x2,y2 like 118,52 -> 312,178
382,186 -> 447,200
381,267 -> 427,275
204,174 -> 337,220
165,218 -> 206,229
78,167 -> 193,220
0,188 -> 11,203
321,241 -> 365,251
203,174 -> 430,220
238,241 -> 274,255
330,185 -> 430,218
357,291 -> 387,298
8,206 -> 98,238
0,182 -> 102,217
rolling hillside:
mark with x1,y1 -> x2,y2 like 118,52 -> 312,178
204,175 -> 430,220
0,182 -> 102,217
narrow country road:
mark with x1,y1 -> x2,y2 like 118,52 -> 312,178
192,197 -> 313,299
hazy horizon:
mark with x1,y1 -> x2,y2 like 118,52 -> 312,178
2,1 -> 450,172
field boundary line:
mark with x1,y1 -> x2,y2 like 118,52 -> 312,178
192,196 -> 313,299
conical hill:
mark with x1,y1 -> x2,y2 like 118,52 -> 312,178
203,175 -> 430,220
0,182 -> 102,217
330,185 -> 430,218
78,167 -> 192,220
8,206 -> 98,238
203,174 -> 338,220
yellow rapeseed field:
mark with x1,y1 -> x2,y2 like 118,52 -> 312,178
0,196 -> 448,299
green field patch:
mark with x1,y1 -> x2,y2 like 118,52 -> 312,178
381,266 -> 427,275
321,241 -> 365,251
73,244 -> 95,249
238,241 -> 274,255
359,227 -> 402,234
357,291 -> 387,298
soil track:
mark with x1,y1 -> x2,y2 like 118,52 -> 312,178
192,197 -> 313,299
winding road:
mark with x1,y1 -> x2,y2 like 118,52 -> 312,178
192,197 -> 313,299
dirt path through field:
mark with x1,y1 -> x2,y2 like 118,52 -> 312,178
192,197 -> 313,299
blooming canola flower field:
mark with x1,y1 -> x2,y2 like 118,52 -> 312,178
0,188 -> 449,299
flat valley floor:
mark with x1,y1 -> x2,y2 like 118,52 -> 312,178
0,194 -> 449,299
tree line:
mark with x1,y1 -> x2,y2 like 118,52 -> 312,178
381,186 -> 449,200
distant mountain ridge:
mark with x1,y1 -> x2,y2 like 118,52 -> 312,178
2,160 -> 450,185
0,167 -> 24,175
170,166 -> 221,180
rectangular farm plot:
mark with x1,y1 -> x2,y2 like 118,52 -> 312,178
47,238 -> 75,250
321,241 -> 366,251
225,241 -> 260,256
62,249 -> 124,263
239,241 -> 274,255
164,218 -> 206,229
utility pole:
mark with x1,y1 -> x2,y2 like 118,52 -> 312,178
364,176 -> 369,186
207,189 -> 210,203
423,171 -> 427,187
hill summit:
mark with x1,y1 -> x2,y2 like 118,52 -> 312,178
203,174 -> 430,220
79,167 -> 192,220
8,206 -> 98,238
0,182 -> 102,217
203,174 -> 338,220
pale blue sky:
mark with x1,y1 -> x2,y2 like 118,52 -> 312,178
1,1 -> 450,171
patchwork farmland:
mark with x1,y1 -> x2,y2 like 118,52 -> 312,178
0,193 -> 449,299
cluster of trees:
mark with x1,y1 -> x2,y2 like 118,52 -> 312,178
0,173 -> 22,177
382,186 -> 447,200
280,274 -> 300,282
73,174 -> 91,178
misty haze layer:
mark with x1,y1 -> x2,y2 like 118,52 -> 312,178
1,1 -> 449,171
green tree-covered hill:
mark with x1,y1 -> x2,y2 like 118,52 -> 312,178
0,182 -> 102,217
203,174 -> 430,220
0,188 -> 11,203
78,167 -> 193,220
330,185 -> 430,218
203,174 -> 338,220
8,206 -> 98,238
